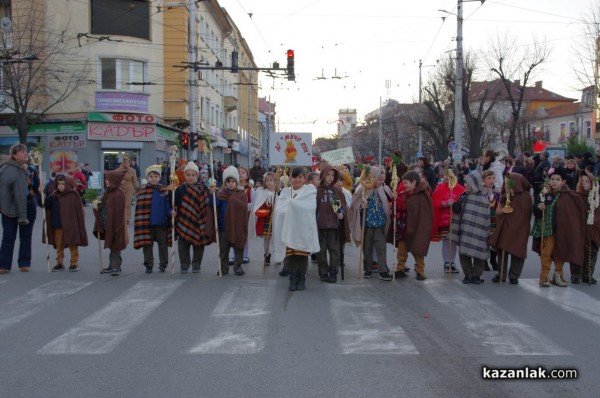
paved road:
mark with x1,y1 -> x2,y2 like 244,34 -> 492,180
0,207 -> 598,397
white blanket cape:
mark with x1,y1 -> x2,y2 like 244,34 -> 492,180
272,184 -> 320,263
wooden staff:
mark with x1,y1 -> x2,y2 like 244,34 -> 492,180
263,168 -> 280,271
499,249 -> 507,285
358,189 -> 367,279
204,137 -> 222,277
94,199 -> 104,273
169,145 -> 178,274
29,149 -> 50,272
447,169 -> 457,280
390,165 -> 399,281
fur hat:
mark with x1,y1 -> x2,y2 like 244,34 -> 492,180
184,161 -> 199,174
548,166 -> 567,180
222,165 -> 239,185
145,164 -> 162,177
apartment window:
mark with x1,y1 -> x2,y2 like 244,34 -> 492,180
559,123 -> 566,142
586,120 -> 592,138
91,0 -> 150,40
569,122 -> 576,138
100,58 -> 146,92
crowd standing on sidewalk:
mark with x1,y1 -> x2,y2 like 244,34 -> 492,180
1,147 -> 599,290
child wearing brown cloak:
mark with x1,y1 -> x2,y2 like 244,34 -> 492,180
209,166 -> 249,276
94,169 -> 128,276
44,174 -> 88,272
488,173 -> 532,284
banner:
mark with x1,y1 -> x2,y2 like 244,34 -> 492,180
269,132 -> 312,166
320,147 -> 354,166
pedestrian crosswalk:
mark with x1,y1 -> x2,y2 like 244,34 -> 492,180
189,280 -> 275,354
1,276 -> 598,356
423,280 -> 569,355
38,280 -> 184,354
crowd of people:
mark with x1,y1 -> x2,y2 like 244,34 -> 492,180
0,143 -> 598,292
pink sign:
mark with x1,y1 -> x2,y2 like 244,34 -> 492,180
87,122 -> 156,141
95,92 -> 148,113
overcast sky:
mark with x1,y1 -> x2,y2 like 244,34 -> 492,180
218,0 -> 592,139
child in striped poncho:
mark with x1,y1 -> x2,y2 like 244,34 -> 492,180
134,165 -> 173,273
174,162 -> 210,273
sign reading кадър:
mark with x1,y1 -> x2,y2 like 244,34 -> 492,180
269,133 -> 313,166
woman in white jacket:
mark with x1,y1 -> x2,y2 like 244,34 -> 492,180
272,167 -> 320,291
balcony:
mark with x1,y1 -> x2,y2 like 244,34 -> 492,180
223,127 -> 237,140
224,86 -> 237,112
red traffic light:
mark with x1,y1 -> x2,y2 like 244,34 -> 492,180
182,133 -> 189,146
287,49 -> 294,58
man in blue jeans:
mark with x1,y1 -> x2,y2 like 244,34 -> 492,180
0,143 -> 38,274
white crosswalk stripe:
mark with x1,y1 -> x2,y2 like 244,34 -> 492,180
38,280 -> 184,354
520,279 -> 600,326
423,280 -> 569,355
329,285 -> 419,354
0,280 -> 91,332
189,280 -> 275,354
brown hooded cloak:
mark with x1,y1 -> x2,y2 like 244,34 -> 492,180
406,180 -> 433,257
43,175 -> 88,247
488,173 -> 532,259
94,169 -> 128,251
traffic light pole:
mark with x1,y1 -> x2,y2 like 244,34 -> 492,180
188,0 -> 198,161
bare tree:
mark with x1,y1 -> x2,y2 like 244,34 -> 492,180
438,53 -> 499,158
485,34 -> 550,155
414,80 -> 453,161
1,1 -> 90,143
571,0 -> 600,108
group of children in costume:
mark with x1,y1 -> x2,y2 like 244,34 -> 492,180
38,155 -> 598,290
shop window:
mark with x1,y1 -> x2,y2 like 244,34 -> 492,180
100,58 -> 146,92
91,0 -> 150,40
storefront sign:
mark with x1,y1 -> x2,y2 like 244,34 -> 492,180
231,141 -> 240,151
48,135 -> 87,149
216,136 -> 228,148
87,122 -> 156,141
88,112 -> 155,124
269,132 -> 313,166
95,92 -> 149,113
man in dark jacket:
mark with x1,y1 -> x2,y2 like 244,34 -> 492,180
0,144 -> 36,274
249,159 -> 266,185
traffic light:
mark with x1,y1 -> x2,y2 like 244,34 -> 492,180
231,50 -> 239,73
190,133 -> 197,150
182,132 -> 189,149
286,49 -> 295,81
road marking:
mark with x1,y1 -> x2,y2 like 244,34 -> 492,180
329,286 -> 419,355
520,279 -> 600,326
189,281 -> 275,354
423,280 -> 569,355
0,281 -> 91,332
38,280 -> 183,354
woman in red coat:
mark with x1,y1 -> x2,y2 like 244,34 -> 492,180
431,166 -> 465,273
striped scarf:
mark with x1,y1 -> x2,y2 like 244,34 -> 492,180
176,183 -> 210,246
133,185 -> 172,249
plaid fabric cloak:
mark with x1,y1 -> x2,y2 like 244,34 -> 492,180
176,183 -> 210,246
133,185 -> 173,249
452,170 -> 490,260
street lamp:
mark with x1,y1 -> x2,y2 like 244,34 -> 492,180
440,0 -> 485,163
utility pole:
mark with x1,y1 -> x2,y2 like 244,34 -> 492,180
188,0 -> 198,161
452,0 -> 485,162
454,0 -> 464,163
